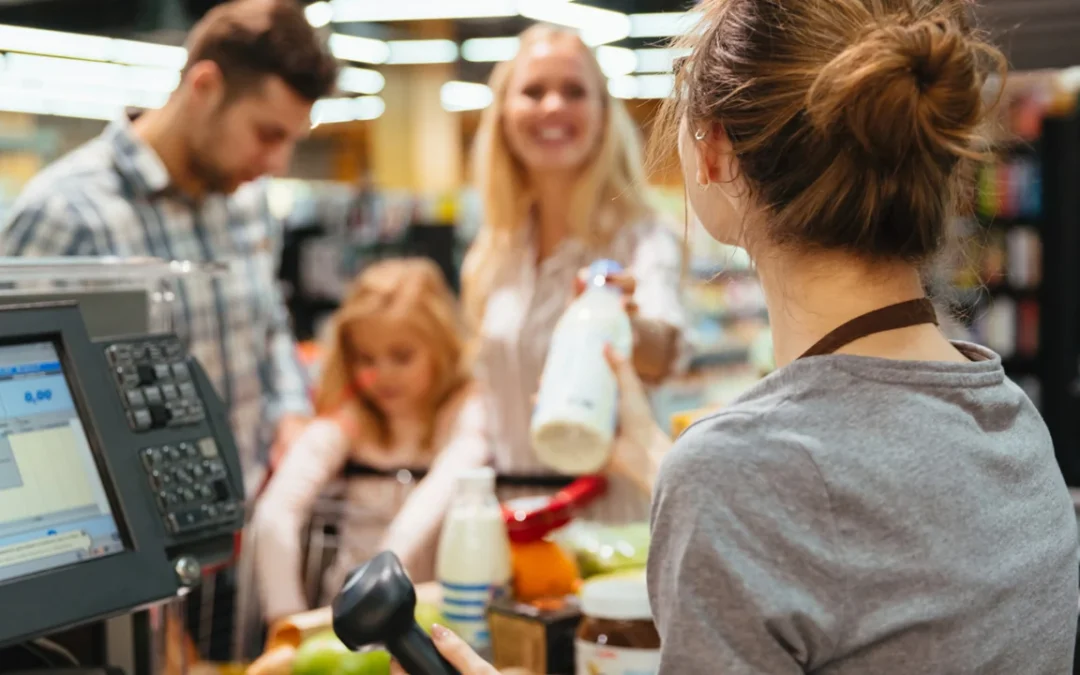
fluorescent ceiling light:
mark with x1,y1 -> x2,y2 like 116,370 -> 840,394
305,1 -> 334,28
462,37 -> 520,63
0,25 -> 187,69
608,74 -> 674,99
3,53 -> 180,93
628,12 -> 701,38
311,96 -> 385,126
518,0 -> 630,46
634,47 -> 691,73
596,46 -> 635,78
0,86 -> 122,121
337,66 -> 384,94
328,33 -> 391,65
330,0 -> 517,23
441,81 -> 493,112
386,39 -> 459,65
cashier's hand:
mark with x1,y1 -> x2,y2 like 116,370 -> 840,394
605,345 -> 672,495
389,625 -> 499,675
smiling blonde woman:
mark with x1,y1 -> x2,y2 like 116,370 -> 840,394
462,24 -> 689,523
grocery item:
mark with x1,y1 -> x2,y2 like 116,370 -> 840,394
245,645 -> 296,675
509,538 -> 581,601
335,649 -> 392,675
554,521 -> 650,578
531,259 -> 634,474
489,594 -> 582,675
435,467 -> 512,651
292,631 -> 350,675
501,476 -> 607,544
575,574 -> 660,675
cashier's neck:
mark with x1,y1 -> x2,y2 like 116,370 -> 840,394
131,105 -> 209,200
755,250 -> 966,368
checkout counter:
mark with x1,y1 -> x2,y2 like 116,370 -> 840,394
0,258 -> 245,674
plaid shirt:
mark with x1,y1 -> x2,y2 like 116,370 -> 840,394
0,117 -> 312,497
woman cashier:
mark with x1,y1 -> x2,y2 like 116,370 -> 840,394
398,0 -> 1080,673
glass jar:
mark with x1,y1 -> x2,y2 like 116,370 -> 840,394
575,574 -> 660,675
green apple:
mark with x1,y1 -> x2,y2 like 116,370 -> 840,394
414,602 -> 444,635
293,631 -> 349,675
335,649 -> 391,675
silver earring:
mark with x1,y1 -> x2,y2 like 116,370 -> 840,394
694,129 -> 707,141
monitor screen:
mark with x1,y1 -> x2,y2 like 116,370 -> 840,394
0,341 -> 124,584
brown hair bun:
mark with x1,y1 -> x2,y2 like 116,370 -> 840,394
808,18 -> 985,165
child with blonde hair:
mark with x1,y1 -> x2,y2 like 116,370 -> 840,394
252,258 -> 488,622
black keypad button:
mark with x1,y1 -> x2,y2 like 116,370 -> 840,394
171,362 -> 191,381
161,384 -> 179,401
136,363 -> 156,385
143,386 -> 163,405
179,382 -> 198,399
125,389 -> 146,407
132,409 -> 152,431
147,404 -> 171,428
141,447 -> 162,470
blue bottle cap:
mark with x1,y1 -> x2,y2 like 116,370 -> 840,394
586,259 -> 624,289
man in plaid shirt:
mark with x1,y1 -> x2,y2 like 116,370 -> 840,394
0,0 -> 338,499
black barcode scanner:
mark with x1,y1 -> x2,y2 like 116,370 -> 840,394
332,551 -> 460,675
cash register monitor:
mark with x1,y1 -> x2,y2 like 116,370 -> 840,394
0,341 -> 125,584
0,302 -> 244,653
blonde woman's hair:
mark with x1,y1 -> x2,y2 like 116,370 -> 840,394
462,23 -> 654,329
314,258 -> 469,450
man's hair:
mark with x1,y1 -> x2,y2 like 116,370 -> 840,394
183,0 -> 339,102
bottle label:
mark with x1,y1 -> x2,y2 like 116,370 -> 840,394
575,639 -> 661,675
439,580 -> 504,651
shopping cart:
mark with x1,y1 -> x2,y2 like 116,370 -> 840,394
233,466 -> 425,662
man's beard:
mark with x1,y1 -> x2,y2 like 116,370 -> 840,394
189,150 -> 239,195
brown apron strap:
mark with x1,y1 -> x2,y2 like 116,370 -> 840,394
798,298 -> 938,360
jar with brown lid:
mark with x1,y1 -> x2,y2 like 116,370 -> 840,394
575,574 -> 660,675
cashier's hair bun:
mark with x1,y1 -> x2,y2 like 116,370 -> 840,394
807,18 -> 986,165
652,0 -> 1006,262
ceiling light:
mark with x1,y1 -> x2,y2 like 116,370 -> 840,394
305,1 -> 334,28
3,53 -> 180,93
596,46 -> 636,78
628,12 -> 701,39
634,47 -> 690,73
386,40 -> 459,65
311,96 -> 385,126
462,37 -> 520,63
607,74 -> 674,99
0,86 -> 121,121
518,0 -> 631,46
330,0 -> 517,23
328,33 -> 391,65
441,81 -> 493,112
337,66 -> 384,94
0,25 -> 187,69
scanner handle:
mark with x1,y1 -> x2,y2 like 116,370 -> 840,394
391,624 -> 461,675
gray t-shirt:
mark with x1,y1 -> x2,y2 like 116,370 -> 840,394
649,342 -> 1079,674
